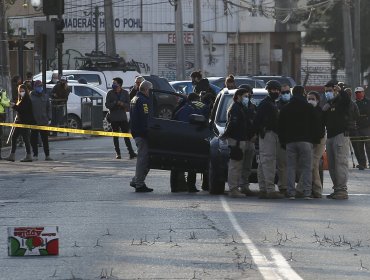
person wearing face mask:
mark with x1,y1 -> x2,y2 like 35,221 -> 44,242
354,86 -> 370,169
48,73 -> 60,84
50,76 -> 70,130
278,86 -> 318,199
5,85 -> 35,162
254,80 -> 284,199
30,80 -> 53,161
0,88 -> 10,159
322,81 -> 351,199
276,83 -> 291,197
295,91 -> 326,198
105,77 -> 137,160
221,88 -> 257,198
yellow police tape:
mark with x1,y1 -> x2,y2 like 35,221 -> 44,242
0,122 -> 132,138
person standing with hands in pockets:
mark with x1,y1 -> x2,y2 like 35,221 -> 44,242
106,77 -> 137,160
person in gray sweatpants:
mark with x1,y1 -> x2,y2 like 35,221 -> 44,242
323,82 -> 351,200
278,86 -> 318,199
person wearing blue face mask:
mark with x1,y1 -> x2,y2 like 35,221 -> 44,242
276,83 -> 291,197
30,80 -> 53,161
105,77 -> 137,160
322,81 -> 351,200
221,88 -> 257,198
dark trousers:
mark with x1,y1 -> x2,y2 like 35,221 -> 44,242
355,127 -> 370,167
31,129 -> 50,157
111,120 -> 134,155
11,128 -> 31,154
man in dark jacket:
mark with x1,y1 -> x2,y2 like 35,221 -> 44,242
105,77 -> 136,159
130,80 -> 153,193
323,81 -> 351,199
50,76 -> 70,128
353,87 -> 370,169
278,86 -> 318,199
190,71 -> 216,111
276,83 -> 291,196
30,80 -> 53,161
172,93 -> 209,192
222,88 -> 257,198
254,80 -> 284,199
129,76 -> 145,100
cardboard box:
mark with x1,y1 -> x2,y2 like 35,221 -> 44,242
8,226 -> 59,256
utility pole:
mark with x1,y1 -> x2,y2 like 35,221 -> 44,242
57,1 -> 63,77
175,0 -> 185,80
95,6 -> 99,53
104,0 -> 116,57
0,0 -> 11,96
342,0 -> 354,88
193,0 -> 202,72
353,0 -> 361,87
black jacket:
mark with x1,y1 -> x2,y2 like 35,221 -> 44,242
356,97 -> 370,129
13,94 -> 35,125
105,89 -> 130,122
223,101 -> 254,141
278,95 -> 318,145
312,105 -> 326,143
323,89 -> 351,138
254,95 -> 279,134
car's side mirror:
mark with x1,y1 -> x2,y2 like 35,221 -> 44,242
189,114 -> 207,125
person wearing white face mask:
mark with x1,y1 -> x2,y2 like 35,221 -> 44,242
221,88 -> 257,198
276,83 -> 291,197
296,91 -> 326,198
5,84 -> 35,162
322,81 -> 351,200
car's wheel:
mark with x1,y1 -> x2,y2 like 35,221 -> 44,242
158,106 -> 174,120
170,170 -> 188,192
67,114 -> 82,129
208,161 -> 226,195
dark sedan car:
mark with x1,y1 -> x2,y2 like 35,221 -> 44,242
169,80 -> 222,95
252,75 -> 297,88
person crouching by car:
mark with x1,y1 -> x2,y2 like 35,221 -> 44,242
105,77 -> 137,160
220,88 -> 257,198
172,93 -> 209,193
5,84 -> 35,162
30,80 -> 53,161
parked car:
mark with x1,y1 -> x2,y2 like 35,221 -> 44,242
208,88 -> 269,194
45,83 -> 107,129
146,89 -> 210,188
252,75 -> 297,88
208,76 -> 266,89
34,69 -> 140,92
169,80 -> 222,95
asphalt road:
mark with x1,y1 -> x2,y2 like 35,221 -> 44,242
1,136 -> 370,280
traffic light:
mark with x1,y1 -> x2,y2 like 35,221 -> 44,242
51,18 -> 65,44
43,0 -> 64,16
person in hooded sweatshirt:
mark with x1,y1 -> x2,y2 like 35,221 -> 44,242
5,84 -> 35,162
30,80 -> 53,161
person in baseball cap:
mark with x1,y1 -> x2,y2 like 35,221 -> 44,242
354,86 -> 370,170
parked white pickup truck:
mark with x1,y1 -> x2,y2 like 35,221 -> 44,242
34,69 -> 140,91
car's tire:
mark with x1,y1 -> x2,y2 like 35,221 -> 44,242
67,114 -> 82,129
208,161 -> 226,195
158,105 -> 174,120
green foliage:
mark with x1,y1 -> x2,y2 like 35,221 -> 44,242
304,1 -> 370,73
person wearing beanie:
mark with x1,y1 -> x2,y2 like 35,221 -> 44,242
30,80 -> 53,161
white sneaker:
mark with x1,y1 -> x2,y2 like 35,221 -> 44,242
229,188 -> 246,198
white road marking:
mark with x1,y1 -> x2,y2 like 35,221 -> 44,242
221,197 -> 303,280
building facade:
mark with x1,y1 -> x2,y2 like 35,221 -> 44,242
7,0 -> 303,82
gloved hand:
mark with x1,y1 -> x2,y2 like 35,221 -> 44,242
322,103 -> 331,111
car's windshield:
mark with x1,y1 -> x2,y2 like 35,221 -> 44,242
216,93 -> 267,125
